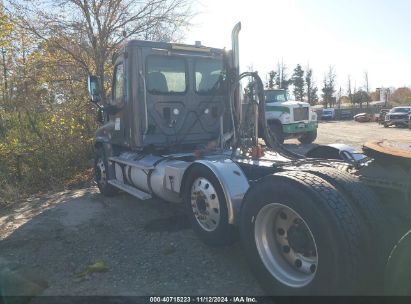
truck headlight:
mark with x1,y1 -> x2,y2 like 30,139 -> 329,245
311,111 -> 317,121
281,113 -> 291,123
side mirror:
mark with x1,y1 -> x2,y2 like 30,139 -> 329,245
87,75 -> 101,103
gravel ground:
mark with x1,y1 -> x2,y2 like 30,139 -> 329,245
284,120 -> 410,155
0,121 -> 409,297
0,189 -> 262,296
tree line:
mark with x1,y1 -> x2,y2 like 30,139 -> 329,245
265,62 -> 319,106
0,0 -> 192,204
265,62 -> 411,108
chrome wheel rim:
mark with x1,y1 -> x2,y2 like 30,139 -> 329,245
190,177 -> 221,232
96,158 -> 107,186
254,203 -> 318,288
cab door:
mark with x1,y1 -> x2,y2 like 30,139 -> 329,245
108,58 -> 128,146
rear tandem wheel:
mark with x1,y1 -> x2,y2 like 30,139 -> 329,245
240,171 -> 370,295
305,166 -> 391,293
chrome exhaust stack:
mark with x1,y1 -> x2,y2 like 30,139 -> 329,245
231,22 -> 241,73
231,22 -> 242,126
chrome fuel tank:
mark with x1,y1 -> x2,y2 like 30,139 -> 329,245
114,153 -> 189,203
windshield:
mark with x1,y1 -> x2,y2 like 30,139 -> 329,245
264,90 -> 287,102
391,107 -> 411,113
195,58 -> 223,94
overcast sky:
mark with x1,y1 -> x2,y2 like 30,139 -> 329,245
184,0 -> 411,93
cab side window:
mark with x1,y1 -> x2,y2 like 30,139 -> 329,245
111,63 -> 124,104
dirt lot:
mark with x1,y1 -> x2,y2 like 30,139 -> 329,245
286,120 -> 411,154
0,121 -> 409,297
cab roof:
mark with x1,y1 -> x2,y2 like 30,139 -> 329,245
125,39 -> 224,54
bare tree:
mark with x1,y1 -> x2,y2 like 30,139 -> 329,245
7,0 -> 193,103
0,3 -> 13,104
347,75 -> 353,105
363,70 -> 370,107
275,60 -> 290,91
266,70 -> 276,89
321,66 -> 336,108
363,70 -> 369,93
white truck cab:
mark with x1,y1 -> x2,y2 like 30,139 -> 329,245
264,89 -> 318,144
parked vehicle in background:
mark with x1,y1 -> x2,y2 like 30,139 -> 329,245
354,112 -> 372,123
321,108 -> 335,120
340,109 -> 352,120
384,106 -> 411,128
409,113 -> 411,129
377,109 -> 390,125
264,89 -> 318,144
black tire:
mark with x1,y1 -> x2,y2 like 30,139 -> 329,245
183,165 -> 236,247
240,171 -> 367,295
298,130 -> 317,144
384,123 -> 388,128
384,230 -> 411,295
94,147 -> 118,196
305,166 -> 391,292
332,162 -> 353,173
265,122 -> 284,146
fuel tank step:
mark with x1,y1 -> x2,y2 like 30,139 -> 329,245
108,156 -> 156,170
108,180 -> 152,200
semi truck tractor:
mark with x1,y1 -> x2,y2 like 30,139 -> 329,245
87,22 -> 392,295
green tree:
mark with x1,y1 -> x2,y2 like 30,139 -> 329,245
305,68 -> 318,105
321,66 -> 336,108
352,90 -> 370,108
291,64 -> 305,101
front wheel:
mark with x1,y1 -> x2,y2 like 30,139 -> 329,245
298,130 -> 317,144
184,165 -> 235,247
240,171 -> 368,295
94,147 -> 118,196
264,122 -> 284,147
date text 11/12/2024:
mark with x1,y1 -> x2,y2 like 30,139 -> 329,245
149,296 -> 258,303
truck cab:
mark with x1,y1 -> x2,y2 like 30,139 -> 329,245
92,40 -> 230,153
264,89 -> 318,144
384,106 -> 411,128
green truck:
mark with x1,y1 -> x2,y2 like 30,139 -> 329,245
264,89 -> 318,144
